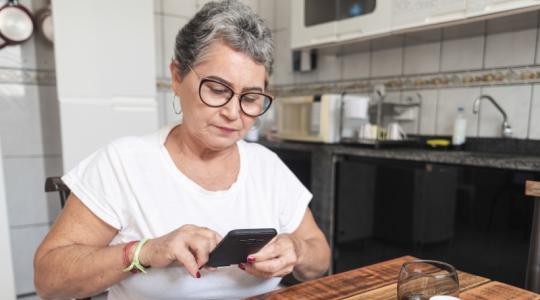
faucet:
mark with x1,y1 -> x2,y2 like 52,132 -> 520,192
472,94 -> 512,138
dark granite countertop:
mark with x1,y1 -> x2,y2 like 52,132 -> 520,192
258,138 -> 540,172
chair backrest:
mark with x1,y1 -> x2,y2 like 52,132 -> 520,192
45,177 -> 70,208
45,176 -> 91,300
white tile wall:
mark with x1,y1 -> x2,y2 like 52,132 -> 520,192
530,84 -> 540,140
272,29 -> 294,85
403,30 -> 441,75
403,41 -> 441,75
342,44 -> 371,80
163,0 -> 197,17
10,225 -> 49,295
441,23 -> 485,72
239,0 -> 259,12
316,53 -> 342,82
155,14 -> 165,78
154,0 -> 161,13
371,36 -> 404,77
162,16 -> 189,78
478,85 -> 532,139
437,88 -> 481,136
371,47 -> 403,77
4,156 -> 62,227
0,84 -> 50,156
484,12 -> 538,68
274,0 -> 291,31
258,0 -> 276,30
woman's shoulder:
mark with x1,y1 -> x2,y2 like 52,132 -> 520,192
101,127 -> 166,157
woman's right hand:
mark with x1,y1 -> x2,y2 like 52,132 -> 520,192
139,224 -> 222,278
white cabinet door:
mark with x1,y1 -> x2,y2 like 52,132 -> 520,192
467,0 -> 540,17
392,0 -> 467,32
291,0 -> 338,49
337,0 -> 392,42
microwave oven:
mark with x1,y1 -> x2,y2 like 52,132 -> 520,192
275,94 -> 342,143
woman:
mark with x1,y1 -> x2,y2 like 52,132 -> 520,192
34,1 -> 330,299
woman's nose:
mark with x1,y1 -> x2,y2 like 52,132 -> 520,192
220,94 -> 242,120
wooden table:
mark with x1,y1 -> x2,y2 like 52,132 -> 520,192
247,256 -> 540,300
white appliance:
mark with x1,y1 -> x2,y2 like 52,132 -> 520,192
0,140 -> 17,300
292,0 -> 391,49
276,94 -> 342,143
52,0 -> 159,170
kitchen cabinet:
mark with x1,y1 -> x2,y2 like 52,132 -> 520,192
291,0 -> 390,49
391,0 -> 467,32
336,0 -> 392,43
291,0 -> 338,49
467,0 -> 540,18
334,157 -> 538,289
291,0 -> 540,50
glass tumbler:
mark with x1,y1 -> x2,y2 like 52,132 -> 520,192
397,260 -> 459,300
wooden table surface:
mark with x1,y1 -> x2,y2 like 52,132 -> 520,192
247,256 -> 540,300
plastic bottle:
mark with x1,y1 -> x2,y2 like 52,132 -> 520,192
452,106 -> 467,146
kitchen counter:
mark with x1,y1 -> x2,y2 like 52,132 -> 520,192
259,139 -> 540,171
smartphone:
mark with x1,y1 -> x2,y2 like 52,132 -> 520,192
205,228 -> 277,267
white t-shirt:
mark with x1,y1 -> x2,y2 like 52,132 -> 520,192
62,124 -> 312,300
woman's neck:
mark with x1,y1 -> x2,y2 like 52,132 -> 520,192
170,125 -> 237,162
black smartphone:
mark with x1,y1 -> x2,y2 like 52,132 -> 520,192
205,228 -> 277,267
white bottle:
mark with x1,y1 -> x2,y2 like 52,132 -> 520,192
452,106 -> 467,146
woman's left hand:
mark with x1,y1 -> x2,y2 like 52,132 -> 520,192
240,233 -> 305,278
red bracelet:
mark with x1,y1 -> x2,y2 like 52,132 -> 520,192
123,241 -> 140,273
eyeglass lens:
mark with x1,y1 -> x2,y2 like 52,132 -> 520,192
200,80 -> 271,117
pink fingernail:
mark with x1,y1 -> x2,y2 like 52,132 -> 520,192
196,271 -> 201,278
247,256 -> 256,264
239,263 -> 245,270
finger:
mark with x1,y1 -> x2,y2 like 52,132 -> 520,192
248,239 -> 280,263
189,238 -> 213,267
252,256 -> 289,275
175,248 -> 201,278
242,262 -> 272,278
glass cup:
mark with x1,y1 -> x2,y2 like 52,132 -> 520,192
397,260 -> 460,300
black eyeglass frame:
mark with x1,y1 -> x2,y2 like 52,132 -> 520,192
186,65 -> 273,117
197,78 -> 273,117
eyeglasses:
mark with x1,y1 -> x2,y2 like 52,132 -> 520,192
188,66 -> 273,117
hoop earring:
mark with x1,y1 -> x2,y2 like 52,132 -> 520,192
251,117 -> 263,130
172,94 -> 182,115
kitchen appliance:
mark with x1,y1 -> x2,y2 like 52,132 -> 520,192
0,0 -> 34,49
276,94 -> 342,143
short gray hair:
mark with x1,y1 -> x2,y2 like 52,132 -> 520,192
174,0 -> 274,80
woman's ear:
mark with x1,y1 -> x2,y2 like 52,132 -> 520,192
170,60 -> 181,83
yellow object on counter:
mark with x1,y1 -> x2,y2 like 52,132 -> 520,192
426,139 -> 450,148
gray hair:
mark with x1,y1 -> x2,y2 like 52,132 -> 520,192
174,0 -> 274,80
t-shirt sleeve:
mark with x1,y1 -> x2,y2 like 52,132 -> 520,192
61,143 -> 125,230
272,155 -> 312,234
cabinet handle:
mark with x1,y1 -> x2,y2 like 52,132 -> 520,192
526,180 -> 540,197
